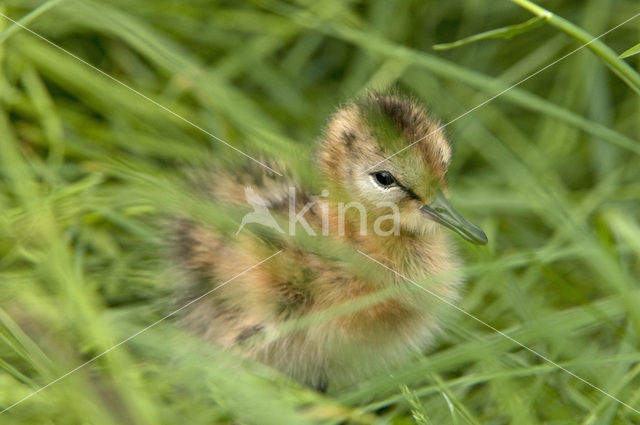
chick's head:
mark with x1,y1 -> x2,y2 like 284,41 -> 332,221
318,92 -> 486,244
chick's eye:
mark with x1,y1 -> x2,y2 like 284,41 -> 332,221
373,171 -> 396,187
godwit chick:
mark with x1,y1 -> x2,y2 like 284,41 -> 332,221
171,92 -> 487,392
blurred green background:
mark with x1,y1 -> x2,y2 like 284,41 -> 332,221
1,0 -> 640,424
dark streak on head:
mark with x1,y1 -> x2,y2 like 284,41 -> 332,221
400,186 -> 421,202
374,95 -> 419,140
342,130 -> 356,149
366,92 -> 450,179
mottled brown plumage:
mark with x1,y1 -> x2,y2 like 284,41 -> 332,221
170,92 -> 486,391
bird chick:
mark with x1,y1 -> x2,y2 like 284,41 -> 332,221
171,92 -> 487,392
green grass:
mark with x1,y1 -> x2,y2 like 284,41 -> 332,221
1,0 -> 640,424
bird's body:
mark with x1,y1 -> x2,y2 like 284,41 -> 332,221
171,92 -> 486,391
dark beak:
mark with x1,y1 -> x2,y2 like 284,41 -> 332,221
420,192 -> 488,245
